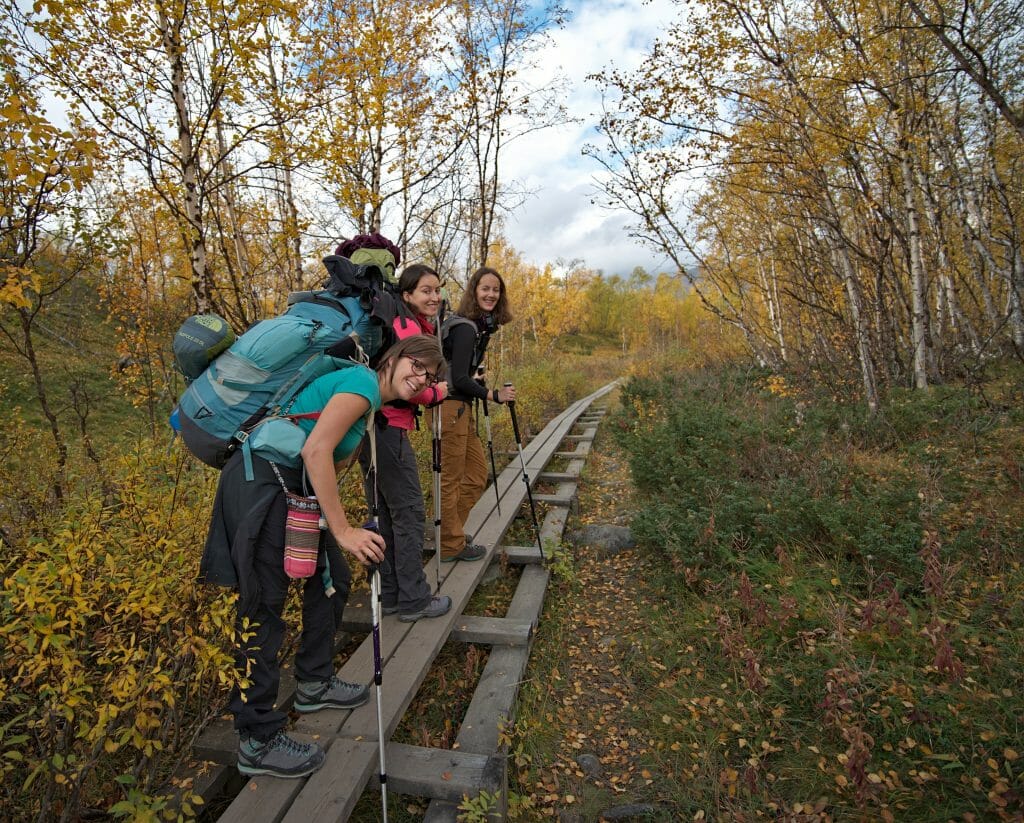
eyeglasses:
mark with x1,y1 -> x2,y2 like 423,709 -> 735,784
408,358 -> 438,385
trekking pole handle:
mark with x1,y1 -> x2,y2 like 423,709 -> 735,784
504,383 -> 523,442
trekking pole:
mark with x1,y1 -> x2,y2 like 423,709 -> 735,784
431,411 -> 442,591
431,300 -> 446,592
368,558 -> 388,823
504,383 -> 543,560
365,423 -> 389,822
482,394 -> 502,515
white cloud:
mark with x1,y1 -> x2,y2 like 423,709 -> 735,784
501,0 -> 679,277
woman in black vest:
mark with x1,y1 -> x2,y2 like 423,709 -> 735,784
438,266 -> 515,561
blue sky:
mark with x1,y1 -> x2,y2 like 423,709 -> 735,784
501,0 -> 680,277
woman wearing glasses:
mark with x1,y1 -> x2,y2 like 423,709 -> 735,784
201,334 -> 446,779
358,263 -> 453,623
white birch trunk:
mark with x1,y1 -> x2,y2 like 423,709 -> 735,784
159,6 -> 210,312
263,38 -> 302,290
900,142 -> 930,389
757,250 -> 787,364
830,231 -> 879,414
915,164 -> 982,354
215,116 -> 251,284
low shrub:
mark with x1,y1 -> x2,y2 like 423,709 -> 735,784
0,438 -> 235,821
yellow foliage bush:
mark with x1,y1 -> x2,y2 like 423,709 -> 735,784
0,437 -> 238,821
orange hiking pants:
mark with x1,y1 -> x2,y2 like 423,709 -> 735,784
436,399 -> 488,558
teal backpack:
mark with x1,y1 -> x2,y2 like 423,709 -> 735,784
172,254 -> 398,470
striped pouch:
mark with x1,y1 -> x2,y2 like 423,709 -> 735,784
283,491 -> 321,579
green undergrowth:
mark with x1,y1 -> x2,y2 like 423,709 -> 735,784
0,275 -> 150,441
510,361 -> 1024,820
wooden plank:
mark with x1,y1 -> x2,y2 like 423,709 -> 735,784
280,739 -> 378,823
422,799 -> 460,822
386,744 -> 504,800
193,721 -> 240,765
536,471 -> 578,483
422,568 -> 553,823
419,388 -> 619,823
499,546 -> 542,565
554,442 -> 591,458
283,544 -> 506,816
449,615 -> 532,646
506,564 -> 552,629
450,644 -> 531,756
533,493 -> 574,507
337,571 -> 483,740
540,506 -> 569,547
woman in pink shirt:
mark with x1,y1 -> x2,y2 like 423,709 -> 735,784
358,264 -> 452,621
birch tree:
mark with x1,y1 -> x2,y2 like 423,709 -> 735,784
18,0 -> 285,312
304,0 -> 463,251
589,0 -> 1022,408
447,0 -> 570,269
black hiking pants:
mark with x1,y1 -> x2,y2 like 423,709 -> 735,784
359,424 -> 432,613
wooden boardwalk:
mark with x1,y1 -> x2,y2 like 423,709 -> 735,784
191,381 -> 617,821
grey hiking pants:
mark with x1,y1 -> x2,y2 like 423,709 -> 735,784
359,423 -> 432,612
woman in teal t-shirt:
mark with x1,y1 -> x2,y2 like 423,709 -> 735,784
288,365 -> 380,467
201,335 -> 445,781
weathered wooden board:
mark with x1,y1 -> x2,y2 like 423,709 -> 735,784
499,545 -> 543,565
386,743 -> 504,800
536,471 -> 579,483
449,615 -> 533,646
280,739 -> 378,823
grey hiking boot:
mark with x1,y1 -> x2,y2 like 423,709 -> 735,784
237,730 -> 325,778
441,543 -> 486,562
398,595 -> 452,623
294,675 -> 369,713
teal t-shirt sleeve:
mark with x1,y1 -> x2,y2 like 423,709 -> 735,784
290,365 -> 382,462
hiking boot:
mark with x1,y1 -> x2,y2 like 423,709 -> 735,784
237,730 -> 325,778
441,543 -> 486,563
398,595 -> 452,623
294,676 -> 369,712
382,602 -> 399,616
